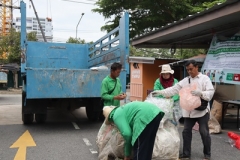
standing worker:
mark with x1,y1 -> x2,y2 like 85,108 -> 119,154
154,64 -> 181,124
101,62 -> 126,107
152,60 -> 214,160
153,64 -> 179,101
103,101 -> 165,160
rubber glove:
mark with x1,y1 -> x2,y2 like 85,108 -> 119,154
151,90 -> 163,97
191,90 -> 202,97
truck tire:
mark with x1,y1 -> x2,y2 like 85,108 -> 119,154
86,106 -> 100,121
22,91 -> 34,124
99,110 -> 105,121
35,114 -> 47,123
22,114 -> 34,124
86,99 -> 101,122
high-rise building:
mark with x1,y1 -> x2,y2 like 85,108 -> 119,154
14,17 -> 53,42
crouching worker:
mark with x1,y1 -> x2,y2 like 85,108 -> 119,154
103,101 -> 165,160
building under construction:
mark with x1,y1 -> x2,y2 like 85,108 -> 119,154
0,0 -> 13,36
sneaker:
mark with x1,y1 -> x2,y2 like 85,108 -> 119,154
203,154 -> 211,160
179,154 -> 191,160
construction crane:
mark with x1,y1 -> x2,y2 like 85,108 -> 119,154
0,0 -> 13,36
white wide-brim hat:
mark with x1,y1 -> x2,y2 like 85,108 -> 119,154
103,106 -> 116,125
160,64 -> 174,74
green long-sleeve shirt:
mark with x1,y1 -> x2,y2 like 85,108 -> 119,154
153,78 -> 179,102
108,101 -> 165,156
101,75 -> 122,107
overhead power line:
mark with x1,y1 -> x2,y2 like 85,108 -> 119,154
61,0 -> 95,5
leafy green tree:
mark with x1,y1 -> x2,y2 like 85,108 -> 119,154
130,45 -> 206,59
0,29 -> 37,64
190,0 -> 226,12
27,32 -> 38,41
174,48 -> 207,59
130,46 -> 171,58
93,0 -> 226,38
66,37 -> 91,44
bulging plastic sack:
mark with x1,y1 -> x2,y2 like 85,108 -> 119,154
179,83 -> 201,111
145,94 -> 174,121
152,120 -> 180,160
145,94 -> 182,125
97,122 -> 126,160
97,120 -> 180,160
97,98 -> 180,160
173,101 -> 182,122
208,113 -> 221,134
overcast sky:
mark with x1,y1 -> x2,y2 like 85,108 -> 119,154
13,0 -> 107,43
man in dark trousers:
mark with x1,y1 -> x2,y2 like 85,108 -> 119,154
152,60 -> 215,160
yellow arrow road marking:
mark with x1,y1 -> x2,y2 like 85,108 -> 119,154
10,130 -> 36,160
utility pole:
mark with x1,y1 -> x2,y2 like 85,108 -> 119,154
29,0 -> 47,42
76,13 -> 84,39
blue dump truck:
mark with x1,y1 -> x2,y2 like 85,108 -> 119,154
19,1 -> 129,124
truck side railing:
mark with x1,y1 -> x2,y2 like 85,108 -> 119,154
88,12 -> 129,72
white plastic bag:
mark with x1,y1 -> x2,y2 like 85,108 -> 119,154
173,101 -> 182,122
96,122 -> 126,160
179,83 -> 201,111
145,95 -> 174,121
96,122 -> 113,154
208,113 -> 221,134
152,120 -> 180,160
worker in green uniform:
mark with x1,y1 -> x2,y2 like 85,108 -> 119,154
153,64 -> 179,101
103,101 -> 165,160
101,62 -> 126,107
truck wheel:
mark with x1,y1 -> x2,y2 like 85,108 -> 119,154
22,114 -> 34,124
22,92 -> 34,124
35,114 -> 47,123
85,99 -> 101,122
86,106 -> 100,121
99,110 -> 105,121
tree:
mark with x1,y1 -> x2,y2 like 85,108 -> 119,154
66,37 -> 93,44
0,29 -> 37,64
27,32 -> 38,41
174,48 -> 207,59
130,45 -> 206,59
93,0 -> 226,38
130,46 -> 172,58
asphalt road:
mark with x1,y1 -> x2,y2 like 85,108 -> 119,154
0,93 -> 102,160
0,93 -> 240,160
0,94 -> 21,105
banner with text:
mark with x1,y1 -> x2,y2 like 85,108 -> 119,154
201,33 -> 240,85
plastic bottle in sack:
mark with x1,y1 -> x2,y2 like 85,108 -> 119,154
226,139 -> 235,147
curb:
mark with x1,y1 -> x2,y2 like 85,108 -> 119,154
0,89 -> 22,94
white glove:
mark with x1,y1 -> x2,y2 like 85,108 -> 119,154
191,90 -> 202,97
151,90 -> 163,97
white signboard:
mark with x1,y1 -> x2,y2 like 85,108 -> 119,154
132,69 -> 140,79
201,34 -> 240,84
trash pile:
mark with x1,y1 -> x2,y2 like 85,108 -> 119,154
96,95 -> 181,160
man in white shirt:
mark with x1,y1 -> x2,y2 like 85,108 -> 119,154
152,60 -> 215,160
